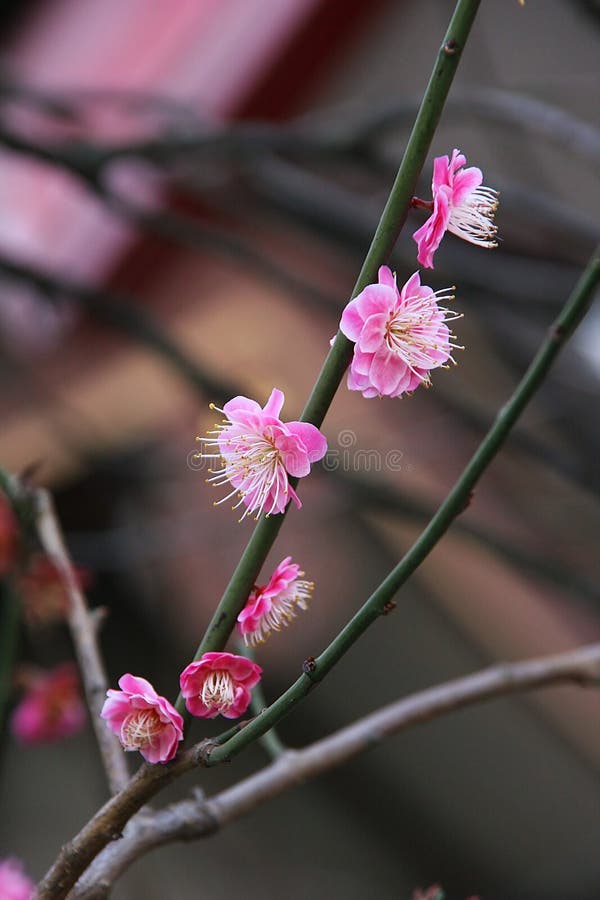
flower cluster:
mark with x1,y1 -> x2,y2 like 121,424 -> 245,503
336,149 -> 497,399
101,652 -> 263,762
101,555 -> 314,762
98,150 -> 496,767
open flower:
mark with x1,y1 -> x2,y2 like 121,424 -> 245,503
11,662 -> 86,744
101,674 -> 184,764
340,266 -> 460,398
196,389 -> 327,520
413,149 -> 499,268
237,556 -> 313,646
0,858 -> 34,900
180,652 -> 262,719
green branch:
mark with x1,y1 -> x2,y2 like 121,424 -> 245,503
175,0 -> 482,715
205,246 -> 600,764
0,581 -> 20,748
240,643 -> 286,759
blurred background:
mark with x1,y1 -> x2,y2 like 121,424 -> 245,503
0,1 -> 599,898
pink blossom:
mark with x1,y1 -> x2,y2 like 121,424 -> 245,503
101,674 -> 184,764
0,858 -> 34,900
237,556 -> 313,645
196,389 -> 327,520
180,652 -> 262,719
339,266 -> 460,398
413,149 -> 499,268
10,662 -> 86,744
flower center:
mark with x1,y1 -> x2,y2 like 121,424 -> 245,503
201,670 -> 235,710
121,709 -> 162,751
383,289 -> 461,376
448,185 -> 499,248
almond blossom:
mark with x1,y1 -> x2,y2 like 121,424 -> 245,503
101,674 -> 184,764
340,266 -> 460,398
11,662 -> 86,744
180,652 -> 262,719
413,149 -> 499,268
0,858 -> 34,900
196,389 -> 327,520
237,556 -> 313,646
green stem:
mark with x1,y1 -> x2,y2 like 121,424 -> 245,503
240,643 -> 286,759
175,0 -> 482,715
0,581 -> 21,743
205,247 -> 600,764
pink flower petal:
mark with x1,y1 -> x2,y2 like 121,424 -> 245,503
377,265 -> 397,290
284,422 -> 328,463
399,271 -> 423,304
262,388 -> 285,418
222,395 -> 263,419
357,312 -> 387,352
355,283 -> 396,319
339,300 -> 365,341
451,165 -> 482,206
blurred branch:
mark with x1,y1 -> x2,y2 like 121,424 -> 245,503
33,488 -> 129,795
0,255 -> 237,403
3,83 -> 598,166
0,120 -> 341,309
349,87 -> 600,165
337,470 -> 600,608
73,642 -> 600,897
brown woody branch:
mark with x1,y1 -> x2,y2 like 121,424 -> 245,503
34,489 -> 130,795
38,643 -> 600,898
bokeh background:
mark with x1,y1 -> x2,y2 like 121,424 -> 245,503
0,1 -> 599,898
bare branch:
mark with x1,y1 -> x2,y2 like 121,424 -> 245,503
34,489 -> 130,795
73,643 -> 600,897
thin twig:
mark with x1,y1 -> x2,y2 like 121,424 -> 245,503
34,490 -> 130,795
73,643 -> 600,897
0,255 -> 236,403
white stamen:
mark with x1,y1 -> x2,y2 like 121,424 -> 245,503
120,709 -> 162,751
448,185 -> 499,248
383,288 -> 461,378
243,579 -> 314,646
201,670 -> 235,710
